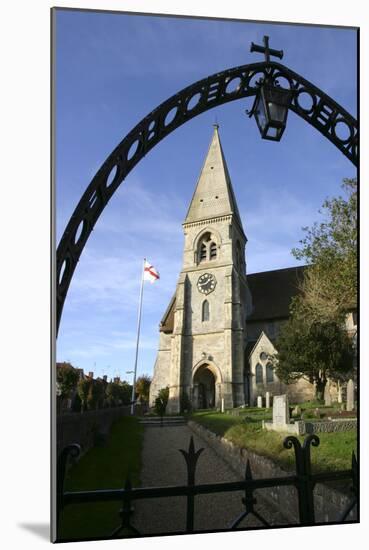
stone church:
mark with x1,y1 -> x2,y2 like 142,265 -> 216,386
149,126 -> 357,413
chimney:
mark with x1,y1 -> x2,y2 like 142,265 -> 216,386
103,375 -> 108,382
88,372 -> 94,379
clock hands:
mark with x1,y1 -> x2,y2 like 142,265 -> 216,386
197,273 -> 216,294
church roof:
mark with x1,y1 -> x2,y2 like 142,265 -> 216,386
247,265 -> 306,322
183,125 -> 244,233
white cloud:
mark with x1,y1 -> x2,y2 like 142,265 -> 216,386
59,178 -> 184,319
243,185 -> 319,240
97,178 -> 184,243
64,333 -> 158,359
66,248 -> 178,313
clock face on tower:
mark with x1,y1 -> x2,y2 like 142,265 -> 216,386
197,273 -> 217,295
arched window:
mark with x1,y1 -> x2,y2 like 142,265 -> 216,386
266,363 -> 274,383
198,232 -> 217,263
255,363 -> 263,384
202,300 -> 210,322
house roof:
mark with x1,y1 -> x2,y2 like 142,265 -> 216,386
246,265 -> 306,322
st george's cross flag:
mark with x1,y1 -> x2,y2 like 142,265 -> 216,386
143,260 -> 160,283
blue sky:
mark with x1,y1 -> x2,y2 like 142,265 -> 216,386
55,9 -> 357,383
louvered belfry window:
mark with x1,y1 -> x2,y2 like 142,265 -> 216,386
198,232 -> 217,262
210,242 -> 217,259
200,243 -> 207,261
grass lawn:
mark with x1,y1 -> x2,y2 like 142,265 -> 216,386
191,410 -> 357,473
58,416 -> 144,541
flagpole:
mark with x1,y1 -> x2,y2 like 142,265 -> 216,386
131,258 -> 145,415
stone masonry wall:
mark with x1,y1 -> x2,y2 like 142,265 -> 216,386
188,421 -> 356,524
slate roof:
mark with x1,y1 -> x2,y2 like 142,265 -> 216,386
246,265 -> 306,322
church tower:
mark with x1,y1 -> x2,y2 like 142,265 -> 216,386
150,126 -> 249,413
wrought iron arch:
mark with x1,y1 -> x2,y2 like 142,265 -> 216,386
56,60 -> 357,332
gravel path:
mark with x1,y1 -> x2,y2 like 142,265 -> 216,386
133,425 -> 289,535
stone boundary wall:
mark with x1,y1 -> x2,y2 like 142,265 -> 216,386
57,406 -> 145,456
188,420 -> 356,524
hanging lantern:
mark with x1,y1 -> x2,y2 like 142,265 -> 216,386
250,82 -> 293,141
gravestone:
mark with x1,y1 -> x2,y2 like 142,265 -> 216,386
346,379 -> 354,412
324,383 -> 332,406
272,394 -> 289,426
265,391 -> 271,409
221,398 -> 225,413
257,395 -> 263,408
337,381 -> 343,404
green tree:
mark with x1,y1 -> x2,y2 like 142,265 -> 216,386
56,363 -> 79,400
106,381 -> 120,407
292,178 -> 357,321
273,179 -> 357,399
77,378 -> 91,412
118,381 -> 132,405
273,303 -> 353,400
135,374 -> 152,402
95,379 -> 106,409
106,381 -> 132,407
87,379 -> 106,410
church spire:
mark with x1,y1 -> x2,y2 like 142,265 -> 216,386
183,125 -> 244,233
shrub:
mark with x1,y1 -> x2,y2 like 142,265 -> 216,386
135,374 -> 152,402
154,387 -> 169,416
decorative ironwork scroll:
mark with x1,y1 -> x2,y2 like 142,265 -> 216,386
56,60 -> 357,331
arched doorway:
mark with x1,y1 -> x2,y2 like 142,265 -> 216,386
193,364 -> 216,409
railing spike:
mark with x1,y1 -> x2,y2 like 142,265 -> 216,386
189,435 -> 195,455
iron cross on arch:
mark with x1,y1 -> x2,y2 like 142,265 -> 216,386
250,35 -> 284,63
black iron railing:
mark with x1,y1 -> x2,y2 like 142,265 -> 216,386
57,434 -> 357,539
